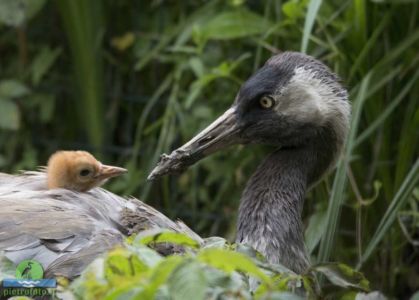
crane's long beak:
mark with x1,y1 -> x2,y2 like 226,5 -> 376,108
97,164 -> 128,180
148,107 -> 243,180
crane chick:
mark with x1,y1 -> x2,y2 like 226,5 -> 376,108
47,151 -> 127,192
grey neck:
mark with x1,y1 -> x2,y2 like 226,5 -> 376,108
236,128 -> 338,273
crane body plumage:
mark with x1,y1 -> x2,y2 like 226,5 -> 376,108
0,171 -> 201,278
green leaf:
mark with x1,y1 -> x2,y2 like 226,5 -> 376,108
0,0 -> 25,26
197,248 -> 270,284
31,93 -> 55,123
354,291 -> 387,300
188,57 -> 205,78
0,80 -> 30,98
301,0 -> 323,53
133,256 -> 184,299
258,292 -> 305,300
202,236 -> 228,249
312,263 -> 369,291
411,291 -> 419,300
104,248 -> 148,285
138,231 -> 200,249
167,260 -> 207,300
31,47 -> 62,86
204,268 -> 246,292
0,256 -> 15,280
197,9 -> 271,41
305,209 -> 327,254
0,98 -> 20,130
24,0 -> 46,20
0,0 -> 46,26
129,245 -> 163,268
104,285 -> 142,300
283,0 -> 307,20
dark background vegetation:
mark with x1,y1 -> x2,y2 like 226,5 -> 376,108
0,0 -> 417,297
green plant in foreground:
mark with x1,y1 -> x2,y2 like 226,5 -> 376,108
61,232 -> 371,300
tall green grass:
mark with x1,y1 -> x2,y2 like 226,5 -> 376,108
55,0 -> 105,149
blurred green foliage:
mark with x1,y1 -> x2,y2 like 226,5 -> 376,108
65,232 -> 370,299
0,0 -> 417,298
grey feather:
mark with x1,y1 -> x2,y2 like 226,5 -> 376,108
0,171 -> 202,278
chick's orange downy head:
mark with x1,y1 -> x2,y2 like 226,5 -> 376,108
47,151 -> 127,192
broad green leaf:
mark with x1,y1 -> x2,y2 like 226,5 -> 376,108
0,97 -> 20,130
283,0 -> 307,20
197,9 -> 271,41
0,0 -> 46,26
138,231 -> 200,249
257,291 -> 305,300
104,248 -> 148,285
341,291 -> 358,300
31,47 -> 62,86
129,245 -> 163,268
74,259 -> 109,300
0,256 -> 15,280
236,243 -> 265,262
354,291 -> 387,300
197,248 -> 270,284
167,260 -> 207,300
410,291 -> 419,300
185,53 -> 250,108
305,209 -> 327,254
188,57 -> 205,78
204,268 -> 247,292
0,0 -> 25,26
133,256 -> 184,299
104,286 -> 142,300
0,80 -> 30,98
312,263 -> 369,291
203,236 -> 228,249
29,93 -> 55,123
23,0 -> 46,20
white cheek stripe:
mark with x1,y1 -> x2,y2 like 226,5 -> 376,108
275,66 -> 350,125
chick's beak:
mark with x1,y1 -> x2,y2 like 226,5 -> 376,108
96,164 -> 128,180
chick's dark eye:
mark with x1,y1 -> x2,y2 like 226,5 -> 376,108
259,96 -> 275,109
79,169 -> 91,177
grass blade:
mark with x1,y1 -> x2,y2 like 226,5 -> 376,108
357,159 -> 419,269
55,0 -> 104,148
318,72 -> 372,263
354,69 -> 419,147
301,0 -> 323,53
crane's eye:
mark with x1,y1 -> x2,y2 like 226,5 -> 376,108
79,169 -> 91,177
259,96 -> 274,109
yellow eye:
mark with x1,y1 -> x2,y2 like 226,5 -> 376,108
259,96 -> 274,109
